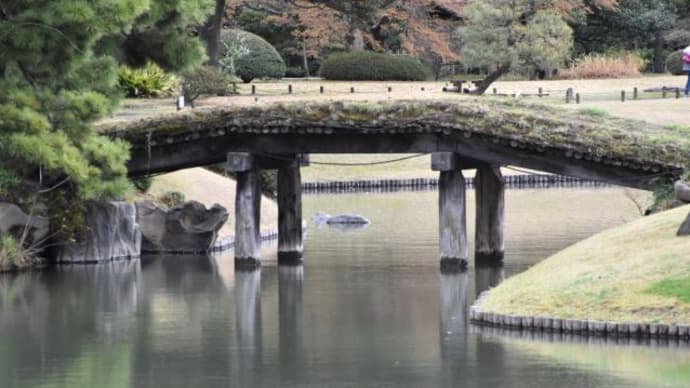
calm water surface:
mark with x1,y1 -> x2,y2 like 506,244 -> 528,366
1,188 -> 689,388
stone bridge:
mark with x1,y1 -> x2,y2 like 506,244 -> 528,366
102,100 -> 687,270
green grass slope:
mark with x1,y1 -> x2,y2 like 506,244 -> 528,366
482,205 -> 690,324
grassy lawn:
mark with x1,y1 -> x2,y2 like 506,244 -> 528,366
480,204 -> 690,325
104,75 -> 688,125
647,276 -> 690,303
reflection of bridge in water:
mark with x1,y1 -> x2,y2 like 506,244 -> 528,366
3,254 -> 681,387
106,101 -> 684,270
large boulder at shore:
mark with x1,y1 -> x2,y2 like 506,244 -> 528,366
136,200 -> 228,253
675,181 -> 690,203
56,201 -> 141,263
0,202 -> 50,246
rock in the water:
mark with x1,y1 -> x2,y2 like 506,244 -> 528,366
326,214 -> 370,225
675,181 -> 690,203
312,212 -> 331,227
327,222 -> 369,232
57,201 -> 141,263
136,200 -> 228,253
678,211 -> 690,236
0,202 -> 49,245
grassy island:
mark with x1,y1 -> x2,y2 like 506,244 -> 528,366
481,205 -> 690,325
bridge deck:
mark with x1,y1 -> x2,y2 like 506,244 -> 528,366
100,100 -> 688,189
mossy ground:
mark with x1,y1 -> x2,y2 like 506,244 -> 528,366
481,205 -> 690,325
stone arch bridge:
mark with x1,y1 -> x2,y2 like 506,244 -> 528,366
102,100 -> 686,270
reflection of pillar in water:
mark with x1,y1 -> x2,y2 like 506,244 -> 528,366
440,270 -> 469,334
439,270 -> 469,385
278,265 -> 304,381
235,269 -> 263,385
474,265 -> 507,383
475,263 -> 505,297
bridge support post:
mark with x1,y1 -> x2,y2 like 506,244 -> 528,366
278,166 -> 303,264
433,153 -> 469,272
439,170 -> 468,271
229,153 -> 262,269
475,165 -> 505,263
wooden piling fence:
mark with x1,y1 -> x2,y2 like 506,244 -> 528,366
302,174 -> 607,194
469,290 -> 690,341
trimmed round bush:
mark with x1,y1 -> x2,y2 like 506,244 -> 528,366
319,51 -> 428,81
180,66 -> 235,106
220,29 -> 286,83
666,51 -> 685,75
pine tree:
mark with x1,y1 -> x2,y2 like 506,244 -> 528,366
99,0 -> 213,71
457,0 -> 574,94
0,1 -> 212,239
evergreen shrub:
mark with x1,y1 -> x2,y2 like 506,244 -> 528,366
319,51 -> 428,81
220,29 -> 286,83
132,177 -> 153,193
180,66 -> 235,107
666,51 -> 685,76
159,191 -> 186,208
118,63 -> 178,97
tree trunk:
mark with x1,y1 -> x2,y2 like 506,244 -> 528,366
653,31 -> 665,74
302,39 -> 310,77
352,28 -> 365,50
470,63 -> 511,95
199,0 -> 225,67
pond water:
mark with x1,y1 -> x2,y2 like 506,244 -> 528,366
1,188 -> 689,388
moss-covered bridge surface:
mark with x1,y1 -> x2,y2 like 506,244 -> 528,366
100,99 -> 689,189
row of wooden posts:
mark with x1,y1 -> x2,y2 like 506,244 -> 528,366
245,83 -> 687,103
251,84 -> 400,95
564,86 -> 685,104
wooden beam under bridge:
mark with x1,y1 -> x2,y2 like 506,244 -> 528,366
126,132 -> 680,190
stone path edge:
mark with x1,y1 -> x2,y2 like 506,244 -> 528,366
470,290 -> 690,341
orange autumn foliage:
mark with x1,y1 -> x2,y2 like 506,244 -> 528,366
377,1 -> 459,63
266,1 -> 350,59
224,0 -> 618,68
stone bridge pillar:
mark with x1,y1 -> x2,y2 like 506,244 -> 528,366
433,153 -> 469,272
228,153 -> 306,268
228,153 -> 262,269
277,165 -> 303,264
475,165 -> 505,262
